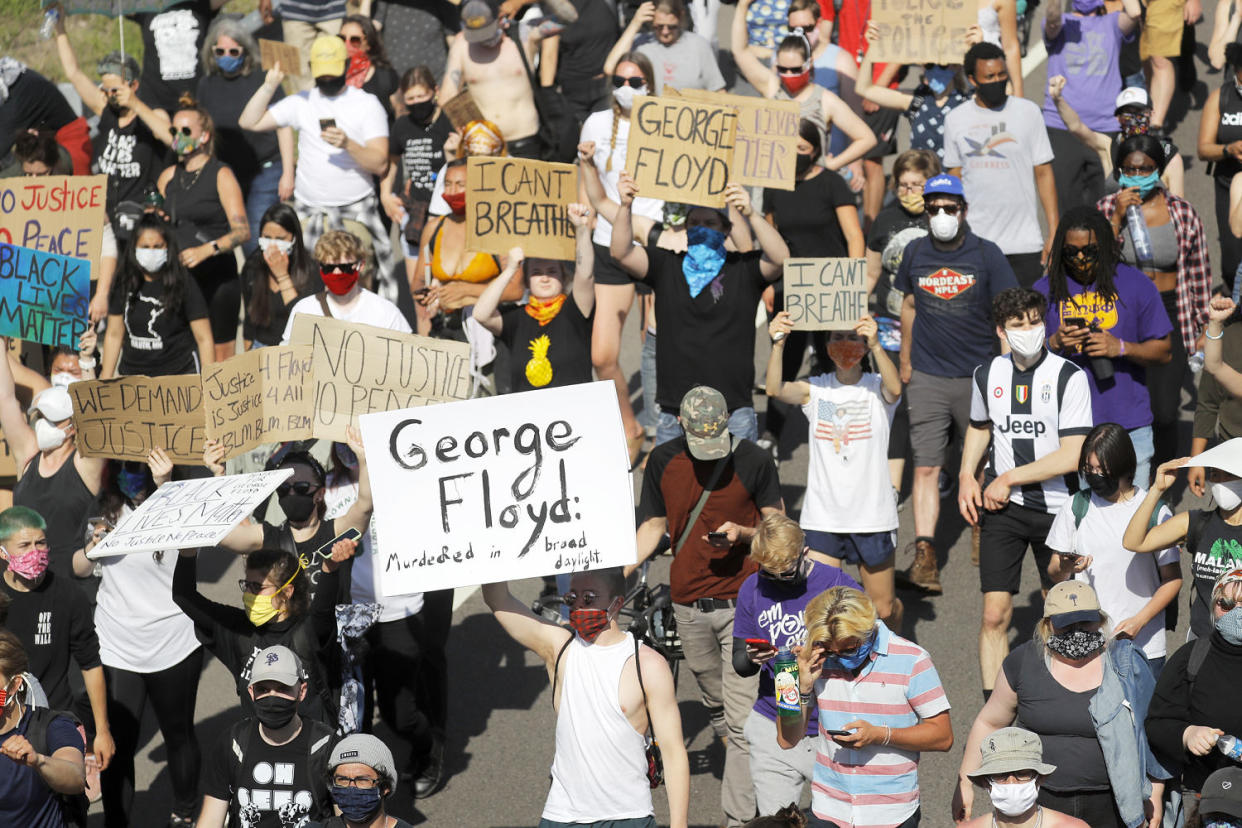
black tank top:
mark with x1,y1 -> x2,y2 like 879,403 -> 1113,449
164,156 -> 233,252
12,450 -> 97,580
1215,81 -> 1242,181
93,107 -> 161,211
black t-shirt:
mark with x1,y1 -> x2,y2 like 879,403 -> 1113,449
202,717 -> 335,827
165,157 -> 233,251
241,264 -> 325,347
499,299 -> 594,392
131,0 -> 215,114
0,70 -> 76,164
0,571 -> 100,711
93,108 -> 163,212
866,204 -> 928,321
389,112 -> 452,202
363,65 -> 401,121
108,274 -> 210,375
310,819 -> 415,828
646,248 -> 768,411
197,71 -> 285,185
762,168 -> 854,258
554,0 -> 619,86
1187,509 -> 1242,638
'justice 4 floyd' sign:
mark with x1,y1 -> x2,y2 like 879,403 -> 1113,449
359,381 -> 636,596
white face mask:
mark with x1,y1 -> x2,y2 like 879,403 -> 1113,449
34,418 -> 67,452
1005,324 -> 1046,360
929,211 -> 960,241
258,237 -> 294,256
49,372 -> 78,389
1213,479 -> 1242,511
612,83 -> 647,110
134,247 -> 168,273
989,779 -> 1040,817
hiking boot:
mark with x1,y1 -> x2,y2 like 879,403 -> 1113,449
896,540 -> 942,595
971,524 -> 981,566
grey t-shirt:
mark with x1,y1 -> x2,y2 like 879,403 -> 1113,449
636,31 -> 726,94
942,96 -> 1054,256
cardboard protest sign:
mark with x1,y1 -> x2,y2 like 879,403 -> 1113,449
625,95 -> 738,208
359,380 -> 635,596
442,90 -> 484,131
466,156 -> 578,261
0,175 -> 106,282
70,376 -> 206,464
86,469 -> 294,558
783,257 -> 868,330
259,39 -> 304,76
290,315 -> 472,441
867,0 -> 974,65
0,244 -> 90,348
203,346 -> 314,460
669,89 -> 799,190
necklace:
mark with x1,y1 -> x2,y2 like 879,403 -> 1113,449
993,806 -> 1042,828
178,157 -> 207,191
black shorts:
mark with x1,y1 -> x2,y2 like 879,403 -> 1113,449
979,501 -> 1057,594
864,107 -> 901,160
593,241 -> 636,286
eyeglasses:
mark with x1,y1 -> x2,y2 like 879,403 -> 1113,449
1119,164 -> 1156,176
896,181 -> 924,194
213,46 -> 243,57
562,590 -> 608,608
653,23 -> 679,31
612,75 -> 645,89
339,34 -> 366,46
319,260 -> 359,274
1062,243 -> 1099,259
928,203 -> 961,217
776,64 -> 806,75
169,126 -> 194,137
989,770 -> 1038,784
276,481 -> 320,497
822,633 -> 871,658
238,579 -> 275,594
332,774 -> 380,789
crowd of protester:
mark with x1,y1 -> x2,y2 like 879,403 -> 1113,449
8,0 -> 1242,824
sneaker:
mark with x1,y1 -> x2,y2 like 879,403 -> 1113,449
84,753 -> 102,803
895,540 -> 942,595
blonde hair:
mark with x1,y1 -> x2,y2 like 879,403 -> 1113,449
750,513 -> 805,573
313,230 -> 367,264
803,587 -> 877,650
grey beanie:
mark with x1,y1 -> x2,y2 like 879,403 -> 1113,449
327,734 -> 397,794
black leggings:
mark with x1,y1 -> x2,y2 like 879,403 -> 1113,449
1216,176 -> 1242,293
101,647 -> 203,825
1147,289 -> 1189,470
363,612 -> 436,773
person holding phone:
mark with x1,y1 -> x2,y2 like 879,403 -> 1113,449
731,514 -> 859,817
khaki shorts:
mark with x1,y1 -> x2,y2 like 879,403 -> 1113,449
1140,0 -> 1185,59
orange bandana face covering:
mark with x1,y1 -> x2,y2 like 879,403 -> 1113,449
827,339 -> 868,372
525,294 -> 566,325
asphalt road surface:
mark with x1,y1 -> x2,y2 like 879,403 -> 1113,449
109,5 -> 1226,826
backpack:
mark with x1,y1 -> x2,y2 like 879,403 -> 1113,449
1069,489 -> 1168,532
24,707 -> 89,828
227,717 -> 335,813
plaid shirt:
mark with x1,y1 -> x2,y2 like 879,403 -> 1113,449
1097,191 -> 1211,353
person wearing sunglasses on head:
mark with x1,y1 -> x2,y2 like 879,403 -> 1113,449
958,727 -> 1089,827
280,230 -> 410,343
729,514 -> 859,817
1146,569 -> 1242,827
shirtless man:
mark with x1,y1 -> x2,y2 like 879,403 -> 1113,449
482,568 -> 689,828
440,0 -> 542,158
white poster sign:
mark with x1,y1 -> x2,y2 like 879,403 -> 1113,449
359,381 -> 636,596
86,469 -> 294,558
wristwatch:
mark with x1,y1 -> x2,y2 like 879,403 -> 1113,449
210,241 -> 220,254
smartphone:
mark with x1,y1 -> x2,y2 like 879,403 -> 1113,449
825,729 -> 855,737
1059,550 -> 1083,560
1063,317 -> 1087,328
707,531 -> 729,542
413,287 -> 431,297
319,118 -> 336,130
315,526 -> 363,560
83,516 -> 115,544
745,638 -> 775,651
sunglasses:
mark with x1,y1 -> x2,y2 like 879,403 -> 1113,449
928,203 -> 961,216
776,65 -> 806,75
1217,597 -> 1238,612
340,34 -> 365,46
169,126 -> 194,137
213,46 -> 243,57
760,551 -> 806,582
653,23 -> 679,31
612,75 -> 645,89
319,260 -> 359,274
1062,243 -> 1099,259
276,481 -> 320,497
989,770 -> 1038,784
238,579 -> 274,594
562,590 -> 610,608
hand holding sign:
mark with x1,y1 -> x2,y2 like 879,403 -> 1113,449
148,446 -> 174,485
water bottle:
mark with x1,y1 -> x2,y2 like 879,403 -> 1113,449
1219,734 -> 1242,761
1189,350 -> 1206,374
1125,205 -> 1155,270
773,645 -> 801,718
39,7 -> 58,39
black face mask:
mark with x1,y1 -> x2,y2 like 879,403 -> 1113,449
1085,472 -> 1120,499
1062,249 -> 1099,280
253,694 -> 299,729
976,79 -> 1008,108
795,152 -> 815,178
407,99 -> 436,125
315,75 -> 347,96
279,492 -> 317,523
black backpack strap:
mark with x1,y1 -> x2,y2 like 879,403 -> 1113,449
634,635 -> 654,741
1187,633 -> 1213,687
1187,509 -> 1210,556
551,634 -> 573,710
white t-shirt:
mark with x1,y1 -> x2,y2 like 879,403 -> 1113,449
95,506 -> 200,672
279,288 -> 412,343
324,472 -> 424,621
580,110 -> 665,248
268,86 -> 389,207
799,372 -> 900,533
1046,489 -> 1178,659
942,96 -> 1054,255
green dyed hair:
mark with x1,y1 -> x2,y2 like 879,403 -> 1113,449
0,507 -> 47,544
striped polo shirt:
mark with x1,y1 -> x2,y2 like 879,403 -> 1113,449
811,622 -> 951,828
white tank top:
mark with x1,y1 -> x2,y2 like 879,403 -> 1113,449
541,632 -> 653,822
977,4 -> 1003,46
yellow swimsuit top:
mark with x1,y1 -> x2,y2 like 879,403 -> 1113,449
429,217 -> 501,284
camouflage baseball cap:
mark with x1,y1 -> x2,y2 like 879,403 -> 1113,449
679,386 -> 731,461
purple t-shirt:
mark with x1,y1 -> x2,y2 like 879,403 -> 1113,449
733,562 -> 860,735
1042,12 -> 1126,132
1034,263 -> 1173,430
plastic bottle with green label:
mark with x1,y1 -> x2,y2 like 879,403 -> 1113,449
774,645 -> 801,718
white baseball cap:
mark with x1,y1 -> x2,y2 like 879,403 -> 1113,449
1114,87 -> 1151,113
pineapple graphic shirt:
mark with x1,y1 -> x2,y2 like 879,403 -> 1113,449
1188,509 -> 1242,638
500,298 -> 594,393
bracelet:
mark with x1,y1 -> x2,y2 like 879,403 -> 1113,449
800,692 -> 815,706
1207,329 -> 1225,341
883,725 -> 892,746
77,356 -> 96,369
1119,340 -> 1127,356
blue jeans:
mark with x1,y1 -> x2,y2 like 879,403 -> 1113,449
1143,654 -> 1166,678
243,161 -> 283,257
1122,71 -> 1146,92
1129,425 -> 1154,488
641,330 -> 658,434
655,406 -> 759,446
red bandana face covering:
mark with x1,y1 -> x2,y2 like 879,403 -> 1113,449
569,608 -> 611,642
443,190 -> 467,215
320,266 -> 359,295
346,47 -> 371,89
780,69 -> 811,96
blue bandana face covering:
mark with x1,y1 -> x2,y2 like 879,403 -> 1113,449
1217,606 -> 1242,645
925,65 -> 956,96
117,467 -> 147,500
683,225 -> 727,298
1118,170 -> 1160,199
826,631 -> 876,671
330,785 -> 382,822
215,54 -> 244,74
